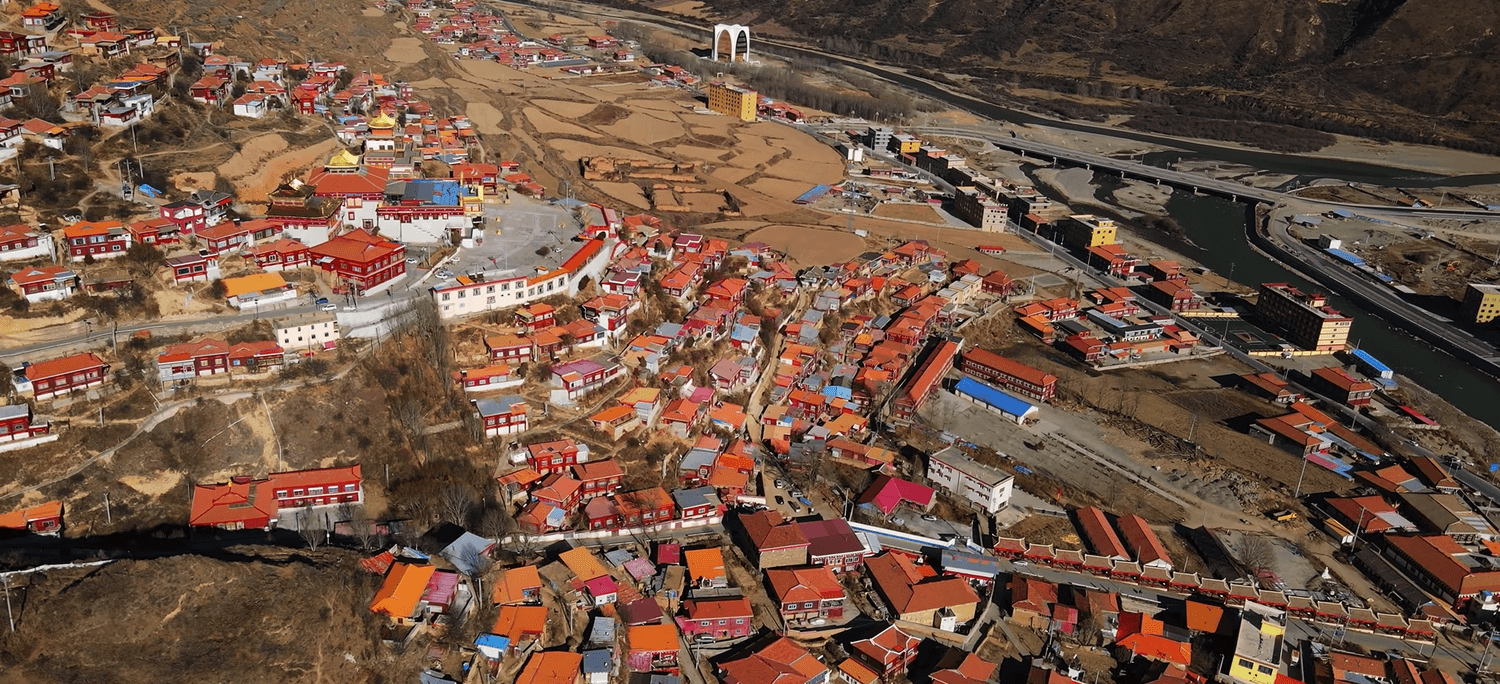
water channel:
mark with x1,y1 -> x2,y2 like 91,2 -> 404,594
1092,177 -> 1500,430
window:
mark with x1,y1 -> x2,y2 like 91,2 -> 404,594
1257,666 -> 1274,675
1237,660 -> 1253,670
717,619 -> 726,625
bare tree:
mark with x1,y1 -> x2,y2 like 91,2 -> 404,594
298,503 -> 327,551
437,482 -> 478,527
1238,535 -> 1274,579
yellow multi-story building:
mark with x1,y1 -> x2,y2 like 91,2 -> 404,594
887,133 -> 922,156
706,81 -> 757,122
1062,214 -> 1118,249
1462,282 -> 1500,324
1227,602 -> 1285,684
1255,282 -> 1353,351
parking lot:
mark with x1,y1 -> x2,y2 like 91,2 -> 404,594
442,195 -> 582,280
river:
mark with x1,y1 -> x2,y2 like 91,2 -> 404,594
1092,179 -> 1500,429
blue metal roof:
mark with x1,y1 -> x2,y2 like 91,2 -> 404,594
954,377 -> 1036,418
794,184 -> 833,204
1351,348 -> 1391,374
1326,248 -> 1365,267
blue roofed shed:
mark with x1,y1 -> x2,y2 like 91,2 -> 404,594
952,377 -> 1039,424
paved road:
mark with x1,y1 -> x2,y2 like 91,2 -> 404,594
0,269 -> 431,364
909,125 -> 1500,221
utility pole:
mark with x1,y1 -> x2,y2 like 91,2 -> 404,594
2,574 -> 11,632
104,492 -> 111,524
1294,453 -> 1310,499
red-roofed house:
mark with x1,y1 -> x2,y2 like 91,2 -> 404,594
1076,507 -> 1130,561
627,623 -> 680,671
719,637 -> 828,684
1117,514 -> 1173,570
532,473 -> 584,512
678,597 -> 753,641
767,566 -> 846,623
1115,612 -> 1192,665
8,265 -> 77,303
157,339 -> 230,381
190,476 -> 279,530
309,229 -> 406,295
850,624 -> 921,677
740,510 -> 810,568
864,551 -> 980,630
573,459 -> 623,499
525,439 -> 584,476
19,352 -> 109,400
1308,367 -> 1377,407
959,348 -> 1056,402
857,475 -> 935,517
892,339 -> 959,422
251,238 -> 312,271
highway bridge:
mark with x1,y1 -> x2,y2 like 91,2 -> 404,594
912,126 -> 1500,221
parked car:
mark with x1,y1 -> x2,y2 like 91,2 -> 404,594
890,516 -> 905,525
775,495 -> 785,505
319,303 -> 337,312
921,514 -> 938,522
405,256 -> 419,264
1013,560 -> 1031,567
314,297 -> 329,305
342,305 -> 358,312
774,479 -> 786,489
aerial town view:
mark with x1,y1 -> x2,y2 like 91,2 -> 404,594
3,0 -> 1500,683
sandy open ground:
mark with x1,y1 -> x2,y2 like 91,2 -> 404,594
665,144 -> 728,163
744,224 -> 865,266
709,167 -> 756,184
384,37 -> 427,64
593,181 -> 650,208
120,471 -> 182,497
217,133 -> 288,181
534,99 -> 599,119
467,102 -> 506,134
599,113 -> 686,145
230,138 -> 341,200
547,139 -> 672,164
762,158 -> 844,185
748,177 -> 817,201
524,107 -> 599,138
873,203 -> 944,222
362,7 -> 384,16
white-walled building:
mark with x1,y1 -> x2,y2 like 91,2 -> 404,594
273,313 -> 340,351
926,446 -> 1014,515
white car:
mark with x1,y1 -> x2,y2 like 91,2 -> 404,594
319,303 -> 337,312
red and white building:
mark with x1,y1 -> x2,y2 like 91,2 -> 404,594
676,597 -> 753,642
958,348 -> 1057,402
250,238 -> 312,272
165,252 -> 219,284
456,364 -> 522,392
8,265 -> 76,303
18,352 -> 109,400
524,439 -> 586,476
550,358 -> 622,403
126,217 -> 180,247
191,465 -> 362,530
159,200 -> 208,235
612,487 -> 675,527
485,334 -> 532,363
0,223 -> 52,262
0,403 -> 51,445
228,341 -> 285,373
157,339 -> 230,382
308,229 -> 406,295
573,459 -> 623,499
474,395 -> 528,437
62,220 -> 131,261
198,219 -> 282,255
0,501 -> 62,534
267,465 -> 363,509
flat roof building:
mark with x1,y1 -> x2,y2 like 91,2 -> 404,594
706,81 -> 756,122
1255,283 -> 1352,352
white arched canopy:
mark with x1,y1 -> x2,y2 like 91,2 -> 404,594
712,24 -> 750,62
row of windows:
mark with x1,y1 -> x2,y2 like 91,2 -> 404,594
274,484 -> 359,497
697,618 -> 747,626
0,239 -> 39,250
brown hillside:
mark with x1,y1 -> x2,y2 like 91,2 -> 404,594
0,552 -> 389,684
682,0 -> 1500,150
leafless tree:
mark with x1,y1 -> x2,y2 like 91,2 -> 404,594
437,482 -> 478,527
1238,535 -> 1275,578
298,503 -> 326,551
